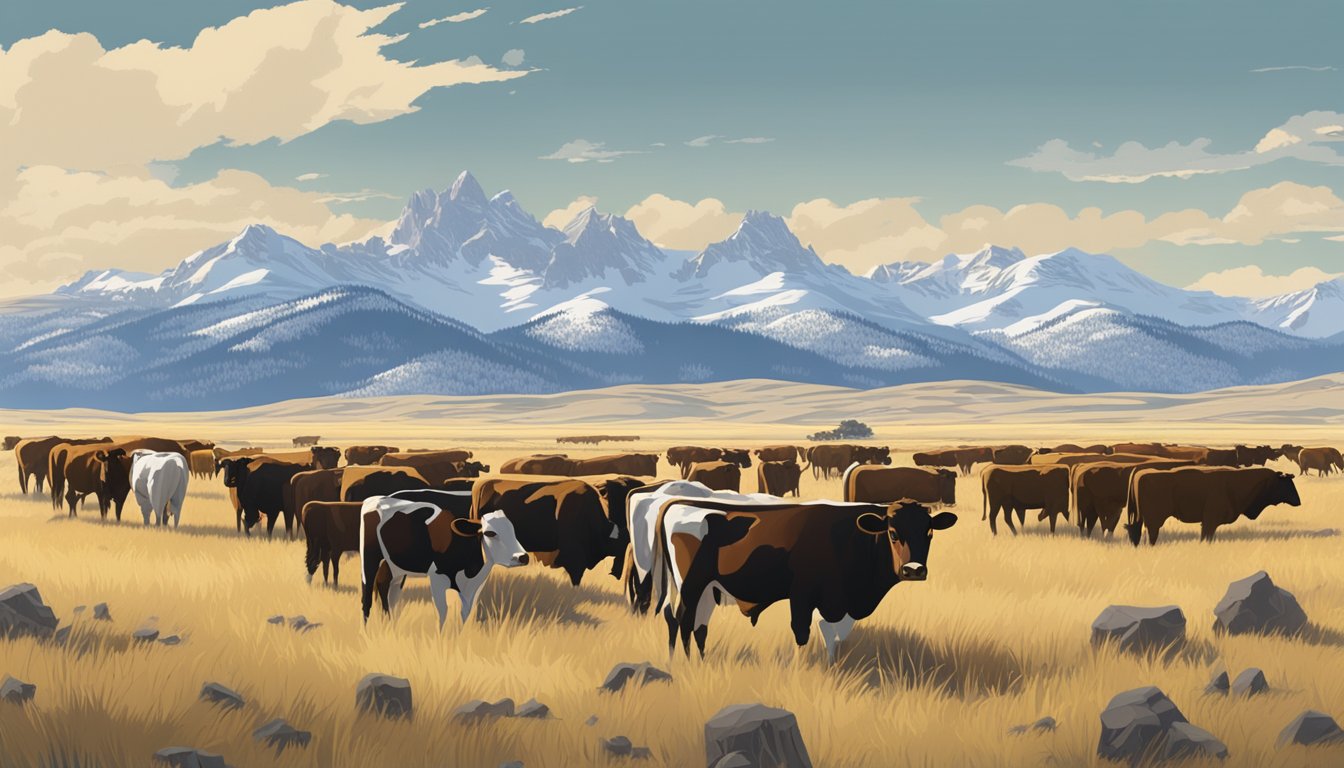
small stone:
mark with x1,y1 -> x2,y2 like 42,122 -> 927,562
1,675 -> 36,704
602,736 -> 633,757
1278,710 -> 1344,746
631,746 -> 653,759
0,583 -> 59,639
453,698 -> 515,721
200,682 -> 245,711
133,628 -> 160,643
601,662 -> 673,693
73,605 -> 86,614
152,747 -> 228,768
1231,668 -> 1268,697
1161,722 -> 1229,761
93,602 -> 112,621
159,634 -> 182,646
252,718 -> 311,753
266,615 -> 284,625
289,615 -> 309,630
1205,670 -> 1230,695
585,715 -> 599,726
515,698 -> 550,719
356,673 -> 412,719
1009,716 -> 1056,734
1213,571 -> 1308,636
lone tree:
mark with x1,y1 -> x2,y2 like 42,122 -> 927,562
807,419 -> 874,441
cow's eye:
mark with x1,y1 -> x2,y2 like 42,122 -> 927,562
483,530 -> 497,538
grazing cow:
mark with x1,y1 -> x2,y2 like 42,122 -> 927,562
569,453 -> 660,477
360,496 -> 528,626
58,446 -> 134,520
1071,459 -> 1190,537
379,450 -> 475,484
666,446 -> 723,478
221,457 -> 308,536
687,460 -> 741,492
757,460 -> 802,497
844,464 -> 955,506
289,468 -> 345,528
1234,444 -> 1278,466
1110,443 -> 1210,462
472,478 -> 620,586
912,447 -> 984,476
50,436 -> 187,509
654,498 -> 956,660
1203,448 -> 1240,467
3,436 -> 21,451
344,445 -> 400,465
342,467 -> 429,502
501,454 -> 572,475
754,445 -> 803,463
992,445 -> 1034,465
292,435 -> 321,447
981,465 -> 1069,535
17,436 -> 110,495
188,450 -> 216,480
806,444 -> 891,479
1279,444 -> 1303,463
1126,467 -> 1300,545
1296,447 -> 1343,477
302,500 -> 364,586
129,450 -> 189,527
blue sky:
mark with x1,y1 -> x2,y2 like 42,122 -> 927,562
1,0 -> 1341,296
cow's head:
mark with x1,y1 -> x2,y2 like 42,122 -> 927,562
219,457 -> 254,488
720,449 -> 751,469
94,448 -> 133,497
458,460 -> 489,477
310,446 -> 341,469
937,469 -> 957,505
455,511 -> 528,567
856,502 -> 957,582
1250,472 -> 1301,517
859,446 -> 893,466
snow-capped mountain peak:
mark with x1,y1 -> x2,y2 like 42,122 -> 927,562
680,209 -> 823,280
544,207 -> 666,288
449,170 -> 488,206
1249,276 -> 1344,338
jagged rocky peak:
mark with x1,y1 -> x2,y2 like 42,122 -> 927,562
683,209 -> 823,278
542,206 -> 666,288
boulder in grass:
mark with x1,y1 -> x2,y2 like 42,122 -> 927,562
1231,668 -> 1268,697
1160,722 -> 1229,761
705,703 -> 812,768
133,628 -> 160,643
603,736 -> 633,757
0,583 -> 59,639
1091,605 -> 1186,654
1,675 -> 36,704
453,698 -> 515,721
1097,686 -> 1187,763
152,747 -> 228,768
199,682 -> 245,711
266,615 -> 284,625
515,698 -> 550,719
93,602 -> 112,621
252,719 -> 311,753
1213,571 -> 1307,636
356,674 -> 412,719
1205,670 -> 1230,695
710,753 -> 753,768
1278,710 -> 1344,747
601,662 -> 672,693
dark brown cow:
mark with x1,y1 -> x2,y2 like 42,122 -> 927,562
61,445 -> 133,520
806,444 -> 891,479
178,439 -> 215,452
1296,447 -> 1343,477
666,446 -> 722,478
3,436 -> 20,451
289,468 -> 345,529
344,445 -> 400,465
302,501 -> 362,586
1202,448 -> 1240,467
1126,467 -> 1300,545
568,453 -> 660,477
756,460 -> 802,497
16,436 -> 110,495
753,445 -> 803,463
687,460 -> 741,492
654,498 -> 956,660
341,467 -> 429,502
844,465 -> 955,506
500,454 -> 572,475
1071,459 -> 1190,537
292,435 -> 321,447
992,445 -> 1034,465
473,477 -> 619,585
1110,443 -> 1210,462
1030,452 -> 1153,467
1234,445 -> 1278,466
380,450 -> 474,484
981,465 -> 1069,535
1280,444 -> 1303,463
913,447 -> 985,476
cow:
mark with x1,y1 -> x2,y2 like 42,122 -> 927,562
220,457 -> 308,537
1111,443 -> 1210,462
687,460 -> 741,492
1071,459 -> 1190,537
757,460 -> 802,497
359,495 -> 528,627
719,449 -> 752,470
981,465 -> 1069,535
289,468 -> 345,528
472,478 -> 621,586
913,449 -> 958,471
589,475 -> 655,580
844,464 -> 955,507
806,444 -> 891,479
17,436 -> 110,495
1037,443 -> 1087,454
666,446 -> 723,478
302,500 -> 364,586
753,445 -> 803,463
992,445 -> 1034,465
1202,448 -> 1240,467
1296,447 -> 1343,477
1030,452 -> 1153,467
1280,444 -> 1303,463
568,453 -> 660,477
3,436 -> 21,451
342,467 -> 429,502
1126,467 -> 1300,545
59,446 -> 134,520
653,498 -> 956,660
379,450 -> 475,484
129,450 -> 189,527
344,445 -> 400,466
1234,445 -> 1278,466
913,447 -> 984,476
177,439 -> 215,452
188,449 -> 216,480
50,436 -> 187,509
292,435 -> 321,447
500,454 -> 572,475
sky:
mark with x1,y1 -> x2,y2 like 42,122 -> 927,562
1,0 -> 1342,298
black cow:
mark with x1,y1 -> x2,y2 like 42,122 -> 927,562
472,477 -> 620,586
221,457 -> 306,537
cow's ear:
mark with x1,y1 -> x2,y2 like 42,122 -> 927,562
855,512 -> 887,535
95,450 -> 107,461
450,517 -> 483,537
930,512 -> 958,531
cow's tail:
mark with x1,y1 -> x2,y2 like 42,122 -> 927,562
1124,471 -> 1142,546
841,461 -> 861,503
49,455 -> 63,509
621,542 -> 638,607
652,501 -> 677,617
16,457 -> 25,495
304,521 -> 320,582
981,468 -> 989,521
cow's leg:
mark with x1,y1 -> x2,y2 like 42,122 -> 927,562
331,553 -> 339,588
817,613 -> 856,666
282,508 -> 295,539
1047,510 -> 1058,533
386,572 -> 404,615
662,604 -> 678,659
360,555 -> 383,623
1002,506 -> 1018,535
789,599 -> 813,649
988,502 -> 1000,535
265,511 -> 278,537
429,571 -> 453,630
682,581 -> 719,659
1147,524 -> 1161,546
66,488 -> 78,517
1200,520 -> 1218,542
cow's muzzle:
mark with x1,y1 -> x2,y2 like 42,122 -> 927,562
513,553 -> 530,566
900,563 -> 928,581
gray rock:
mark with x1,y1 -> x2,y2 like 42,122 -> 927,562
1,675 -> 36,704
1091,605 -> 1186,654
0,583 -> 59,639
200,682 -> 245,711
631,746 -> 653,759
266,615 -> 284,625
1231,668 -> 1268,697
356,673 -> 412,719
159,634 -> 182,646
602,736 -> 633,756
1161,722 -> 1229,761
710,753 -> 753,768
705,703 -> 813,768
499,763 -> 524,768
289,615 -> 310,630
1213,571 -> 1307,636
1097,686 -> 1187,763
1278,710 -> 1344,746
252,718 -> 311,753
73,605 -> 86,615
515,698 -> 549,719
53,625 -> 72,646
1205,670 -> 1230,695
93,602 -> 112,621
585,715 -> 599,726
453,698 -> 515,721
1008,716 -> 1057,735
152,747 -> 228,768
602,662 -> 673,693
133,628 -> 160,643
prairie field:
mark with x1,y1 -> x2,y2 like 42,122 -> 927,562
1,381 -> 1343,767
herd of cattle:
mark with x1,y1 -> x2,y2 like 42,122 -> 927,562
5,434 -> 1341,660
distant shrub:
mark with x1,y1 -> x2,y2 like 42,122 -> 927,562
807,419 -> 873,441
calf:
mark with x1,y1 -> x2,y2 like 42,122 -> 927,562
687,460 -> 741,492
757,460 -> 802,497
129,450 -> 189,527
302,501 -> 364,586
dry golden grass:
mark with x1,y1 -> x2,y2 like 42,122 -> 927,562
1,407 -> 1344,767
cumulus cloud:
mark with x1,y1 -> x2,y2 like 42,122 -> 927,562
1011,111 -> 1344,183
519,6 -> 581,24
539,139 -> 639,163
419,7 -> 489,28
543,195 -> 599,228
1250,65 -> 1335,73
1187,265 -> 1341,297
296,172 -> 327,181
625,195 -> 743,250
724,137 -> 774,144
502,48 -> 525,66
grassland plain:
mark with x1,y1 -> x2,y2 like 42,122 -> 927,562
1,384 -> 1343,767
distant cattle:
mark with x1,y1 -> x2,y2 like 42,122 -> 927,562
666,446 -> 723,478
981,465 -> 1069,535
269,446 -> 341,469
129,450 -> 189,527
289,468 -> 345,528
687,460 -> 741,492
188,449 -> 216,480
360,495 -> 528,626
16,436 -> 110,495
3,436 -> 21,451
501,454 -> 572,475
914,447 -> 987,476
1280,444 -> 1303,463
1296,447 -> 1343,477
807,444 -> 891,479
341,467 -> 429,502
654,497 -> 956,660
844,464 -> 955,507
221,457 -> 308,537
992,445 -> 1034,465
473,478 -> 620,586
756,460 -> 802,497
1030,452 -> 1153,467
344,445 -> 400,465
1126,467 -> 1300,545
1203,448 -> 1240,467
379,450 -> 475,484
754,445 -> 803,463
1071,459 -> 1190,537
177,439 -> 215,452
1110,443 -> 1210,462
292,435 -> 321,447
567,453 -> 660,477
1234,444 -> 1278,466
302,500 -> 363,586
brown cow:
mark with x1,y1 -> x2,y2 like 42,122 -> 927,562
473,477 -> 620,585
568,453 -> 660,477
1126,467 -> 1300,545
4,436 -> 22,451
61,446 -> 133,520
260,446 -> 340,469
666,446 -> 722,478
1071,459 -> 1190,537
913,447 -> 985,476
501,454 -> 572,475
845,465 -> 955,507
289,468 -> 345,528
992,445 -> 1034,465
302,501 -> 363,587
1279,444 -> 1303,463
1110,443 -> 1210,462
687,460 -> 741,492
178,439 -> 215,452
1030,452 -> 1154,467
51,436 -> 186,509
292,435 -> 321,447
981,465 -> 1069,535
754,445 -> 803,463
1203,448 -> 1240,467
188,450 -> 216,480
341,466 -> 430,502
1296,447 -> 1343,477
16,436 -> 110,495
757,460 -> 802,497
1234,445 -> 1278,466
379,450 -> 474,484
344,445 -> 400,465
806,444 -> 891,479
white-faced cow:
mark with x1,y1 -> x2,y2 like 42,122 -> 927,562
129,450 -> 189,527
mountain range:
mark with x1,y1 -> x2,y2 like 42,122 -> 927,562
2,170 -> 1342,410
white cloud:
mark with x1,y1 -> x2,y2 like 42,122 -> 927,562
543,195 -> 598,228
519,6 -> 582,24
419,7 -> 489,28
1250,65 -> 1335,73
296,172 -> 327,182
539,139 -> 639,163
624,194 -> 742,250
1188,266 -> 1341,297
686,135 -> 719,148
502,48 -> 525,66
1011,111 -> 1344,183
685,135 -> 773,148
461,55 -> 485,67
724,137 -> 774,144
